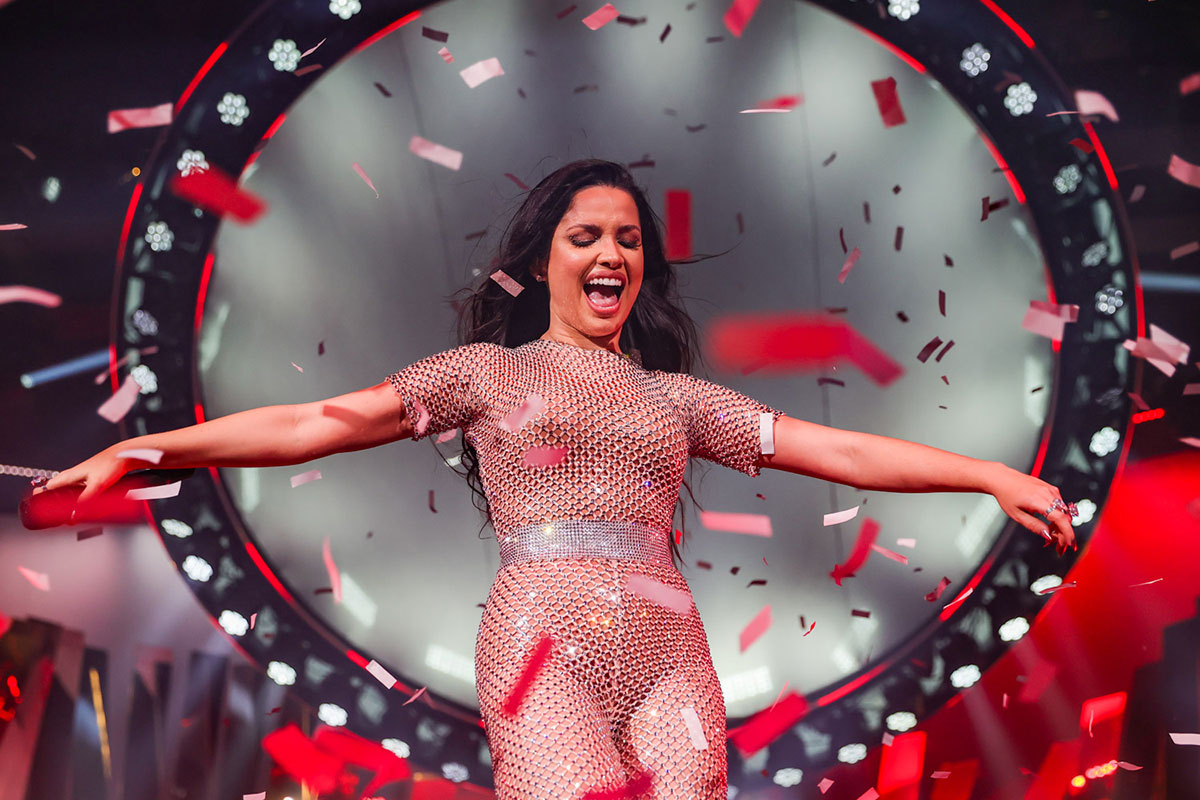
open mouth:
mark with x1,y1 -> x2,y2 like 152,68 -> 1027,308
583,276 -> 625,314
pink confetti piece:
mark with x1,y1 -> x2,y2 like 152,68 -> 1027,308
1129,184 -> 1146,203
1074,89 -> 1119,122
435,428 -> 459,444
942,586 -> 974,612
522,445 -> 568,468
1170,241 -> 1200,260
403,686 -> 427,706
1181,73 -> 1200,96
818,778 -> 834,793
1170,733 -> 1200,745
503,636 -> 555,716
1168,154 -> 1200,188
0,223 -> 28,231
1181,437 -> 1200,448
930,771 -> 951,779
300,38 -> 325,58
1022,308 -> 1067,342
700,510 -> 772,537
1002,692 -> 1008,708
409,135 -> 463,170
831,517 -> 879,585
759,412 -> 775,455
125,481 -> 181,501
680,707 -> 708,749
1118,761 -> 1143,771
723,0 -> 761,37
896,538 -> 916,548
460,57 -> 504,88
739,604 -> 771,652
107,102 -> 173,133
290,469 -> 322,488
823,506 -> 859,526
500,393 -> 545,432
626,573 -> 692,615
366,659 -> 398,689
321,536 -> 343,603
856,790 -> 880,800
1150,323 -> 1190,363
352,162 -> 379,198
244,793 -> 267,800
250,612 -> 256,629
170,166 -> 267,223
490,269 -> 525,297
116,447 -> 164,464
14,144 -> 36,160
871,77 -> 906,128
413,399 -> 431,436
837,246 -> 861,284
97,374 -> 143,423
882,732 -> 894,746
870,543 -> 909,565
291,361 -> 305,372
728,692 -> 808,756
437,45 -> 454,63
582,3 -> 619,30
18,566 -> 50,591
0,285 -> 62,307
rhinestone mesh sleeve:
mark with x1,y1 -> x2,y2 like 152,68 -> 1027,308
386,339 -> 782,536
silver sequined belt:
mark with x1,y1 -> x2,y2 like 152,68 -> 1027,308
498,520 -> 673,568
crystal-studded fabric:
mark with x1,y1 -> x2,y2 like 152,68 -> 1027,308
387,339 -> 783,798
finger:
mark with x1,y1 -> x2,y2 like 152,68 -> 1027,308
1010,509 -> 1053,543
77,471 -> 123,505
1050,516 -> 1076,550
44,469 -> 83,492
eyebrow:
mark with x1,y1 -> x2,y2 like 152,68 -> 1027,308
568,223 -> 642,234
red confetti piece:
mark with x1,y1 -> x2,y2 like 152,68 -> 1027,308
659,24 -> 671,42
1170,733 -> 1200,745
170,166 -> 267,223
107,102 -> 173,133
894,226 -> 904,251
930,770 -> 950,779
374,82 -> 392,97
1170,240 -> 1200,260
856,790 -> 880,800
871,77 -> 906,127
352,162 -> 380,198
696,560 -> 712,570
76,527 -> 104,541
938,290 -> 946,316
261,725 -> 344,793
723,0 -> 761,37
410,399 -> 431,436
0,285 -> 61,307
830,518 -> 879,586
700,510 -> 772,537
870,543 -> 909,565
500,393 -> 544,432
490,269 -> 524,297
896,311 -> 909,322
321,536 -> 343,603
421,25 -> 449,42
1069,137 -> 1095,154
1181,72 -> 1200,96
738,604 -> 771,652
1130,577 -> 1164,587
837,246 -> 861,284
582,771 -> 653,800
1128,184 -> 1146,203
746,579 -> 767,588
980,196 -> 1011,221
428,490 -> 437,513
557,4 -> 578,18
14,144 -> 36,160
18,566 -> 50,591
802,620 -> 816,636
293,64 -> 323,78
664,189 -> 692,260
409,136 -> 462,170
935,340 -> 955,362
460,57 -> 504,88
581,3 -> 619,30
313,725 -> 413,797
503,636 -> 555,716
98,374 -> 143,423
249,612 -> 256,629
522,445 -> 568,468
626,573 -> 692,614
740,94 -> 803,114
1168,154 -> 1200,188
916,337 -> 943,363
728,692 -> 808,756
708,312 -> 904,386
505,172 -> 530,191
851,608 -> 871,618
1035,581 -> 1076,596
403,686 -> 427,706
290,469 -> 322,488
863,201 -> 871,223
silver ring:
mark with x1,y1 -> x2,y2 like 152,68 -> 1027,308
30,476 -> 48,488
1044,499 -> 1067,517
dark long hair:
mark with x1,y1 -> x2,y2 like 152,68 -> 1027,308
451,159 -> 701,564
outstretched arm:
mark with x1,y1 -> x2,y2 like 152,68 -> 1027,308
759,416 -> 1077,553
39,381 -> 411,503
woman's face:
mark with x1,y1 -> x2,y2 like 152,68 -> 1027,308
539,185 -> 644,350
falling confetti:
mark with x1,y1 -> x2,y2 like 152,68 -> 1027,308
460,57 -> 504,88
18,566 -> 50,591
409,135 -> 463,170
1074,89 -> 1119,122
981,196 -> 1011,221
291,361 -> 304,372
728,692 -> 808,755
403,686 -> 427,706
700,510 -> 772,537
1170,733 -> 1200,746
581,3 -> 619,30
97,374 -> 143,423
171,165 -> 268,223
107,102 -> 173,133
365,659 -> 397,689
0,223 -> 28,231
490,269 -> 524,297
916,337 -> 944,363
942,586 -> 975,613
421,25 -> 449,42
290,469 -> 322,488
300,38 -> 326,58
0,285 -> 62,307
870,543 -> 909,565
871,77 -> 906,127
352,162 -> 380,198
321,536 -> 342,603
925,576 -> 952,602
626,573 -> 692,614
503,636 -> 555,716
1167,154 -> 1200,188
818,778 -> 834,793
723,0 -> 761,37
738,604 -> 771,652
125,482 -> 181,501
837,247 -> 861,284
824,505 -> 859,526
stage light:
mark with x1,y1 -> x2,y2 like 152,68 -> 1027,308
19,348 -> 110,389
949,664 -> 982,689
885,711 -> 917,732
837,743 -> 867,764
997,616 -> 1029,642
1071,775 -> 1086,788
161,518 -> 193,538
42,176 -> 61,202
719,666 -> 773,704
1094,285 -> 1123,315
144,221 -> 173,252
131,309 -> 159,336
1073,499 -> 1096,526
267,660 -> 297,686
219,610 -> 249,636
176,149 -> 209,176
1082,241 -> 1109,268
381,738 -> 410,758
130,364 -> 157,394
318,702 -> 348,726
329,0 -> 361,19
1003,82 -> 1037,116
887,0 -> 919,21
443,763 -> 469,783
181,555 -> 213,582
269,39 -> 302,72
959,44 -> 990,77
1030,574 -> 1063,595
217,93 -> 250,126
1089,426 -> 1119,457
1053,164 -> 1082,194
772,768 -> 802,787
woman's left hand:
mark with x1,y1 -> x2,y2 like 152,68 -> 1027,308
987,464 -> 1078,555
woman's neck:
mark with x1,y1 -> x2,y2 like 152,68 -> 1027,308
538,326 -> 622,355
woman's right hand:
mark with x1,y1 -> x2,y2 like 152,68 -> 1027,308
35,447 -> 132,505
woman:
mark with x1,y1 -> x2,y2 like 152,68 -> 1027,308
37,160 -> 1077,798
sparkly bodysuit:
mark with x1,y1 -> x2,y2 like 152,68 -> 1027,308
388,339 -> 781,799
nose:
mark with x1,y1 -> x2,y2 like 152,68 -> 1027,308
597,235 -> 622,267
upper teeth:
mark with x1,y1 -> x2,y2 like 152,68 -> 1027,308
586,277 -> 623,287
